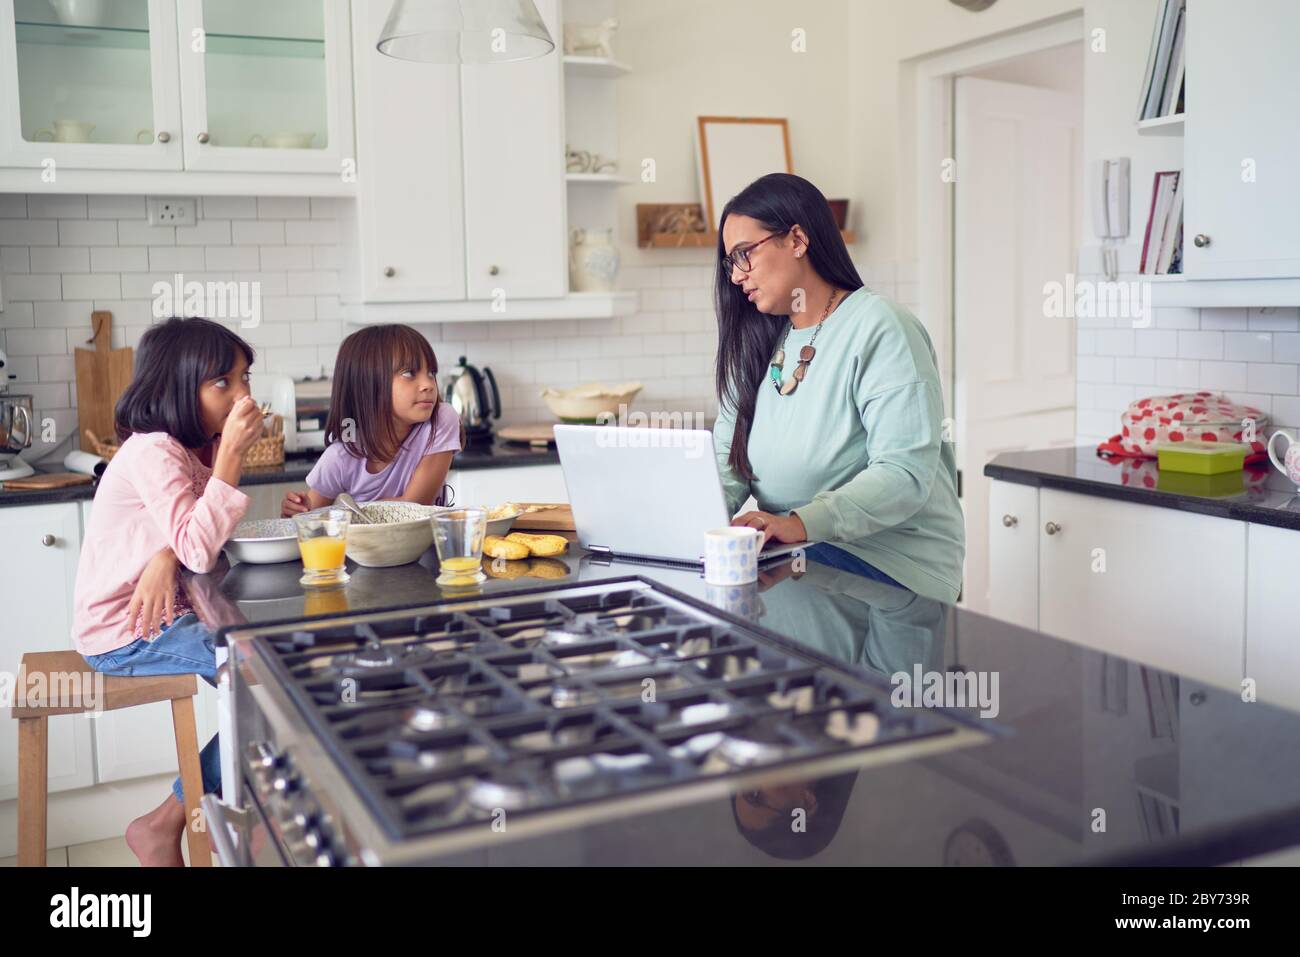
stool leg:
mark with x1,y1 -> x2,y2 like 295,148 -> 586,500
17,716 -> 48,867
171,697 -> 211,868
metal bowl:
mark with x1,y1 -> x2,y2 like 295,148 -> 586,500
224,518 -> 299,565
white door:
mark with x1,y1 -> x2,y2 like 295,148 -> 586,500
985,480 -> 1039,630
176,0 -> 353,173
0,504 -> 94,800
954,76 -> 1080,614
349,0 -> 465,302
0,0 -> 182,170
1184,0 -> 1300,279
460,0 -> 567,300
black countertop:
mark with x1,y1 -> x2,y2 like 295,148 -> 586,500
0,439 -> 559,509
986,445 -> 1300,532
194,544 -> 1300,867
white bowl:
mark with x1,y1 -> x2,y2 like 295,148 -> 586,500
224,518 -> 299,565
343,501 -> 438,568
540,381 -> 642,422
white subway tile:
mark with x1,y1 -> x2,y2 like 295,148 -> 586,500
616,265 -> 661,289
578,357 -> 623,380
0,219 -> 57,245
1077,331 -> 1096,356
287,270 -> 340,295
201,196 -> 258,219
310,197 -> 343,219
234,271 -> 288,297
119,271 -> 173,298
38,353 -> 74,381
682,331 -> 717,354
639,288 -> 683,311
20,381 -> 69,409
1113,356 -> 1154,384
87,195 -> 145,219
1093,384 -> 1136,410
1155,358 -> 1198,388
600,335 -> 643,357
312,244 -> 341,270
204,245 -> 260,271
1271,395 -> 1300,428
623,356 -> 666,378
260,295 -> 316,322
512,338 -> 557,361
35,300 -> 93,326
175,219 -> 231,245
0,301 -> 34,328
1095,329 -> 1135,356
62,273 -> 121,299
232,220 -> 285,245
1199,360 -> 1248,392
621,312 -> 663,334
27,194 -> 86,219
1,246 -> 30,273
2,354 -> 37,380
29,246 -> 88,273
290,320 -> 343,346
1154,306 -> 1199,330
1224,331 -> 1273,363
284,219 -> 340,244
1272,333 -> 1300,364
148,246 -> 207,271
1248,307 -> 1300,332
1248,363 -> 1299,394
660,265 -> 714,289
5,327 -> 67,355
643,333 -> 684,356
260,245 -> 313,270
1199,307 -> 1248,330
1177,330 -> 1223,360
90,246 -> 149,272
314,294 -> 343,320
241,322 -> 293,348
258,197 -> 311,219
118,220 -> 175,245
3,273 -> 61,300
58,219 -> 117,246
0,195 -> 26,217
91,300 -> 154,324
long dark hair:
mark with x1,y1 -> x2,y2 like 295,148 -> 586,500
714,173 -> 864,479
325,325 -> 463,462
114,317 -> 254,448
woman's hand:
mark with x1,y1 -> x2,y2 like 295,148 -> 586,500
128,547 -> 179,639
731,510 -> 807,546
281,490 -> 311,517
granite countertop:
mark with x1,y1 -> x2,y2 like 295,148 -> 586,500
986,445 -> 1300,532
0,438 -> 559,509
194,543 -> 1300,867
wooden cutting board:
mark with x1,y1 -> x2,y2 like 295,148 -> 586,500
498,423 -> 556,446
511,503 -> 574,532
2,472 -> 94,490
74,311 -> 133,447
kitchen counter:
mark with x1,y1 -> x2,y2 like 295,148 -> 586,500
986,445 -> 1300,532
0,438 -> 559,509
197,543 -> 1300,867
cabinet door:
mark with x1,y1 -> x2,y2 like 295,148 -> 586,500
1244,523 -> 1300,712
451,464 -> 569,509
1037,488 -> 1245,689
0,504 -> 94,800
175,0 -> 353,173
986,481 -> 1038,630
241,479 -> 304,523
348,0 -> 465,302
0,0 -> 182,170
1184,0 -> 1300,279
460,0 -> 567,300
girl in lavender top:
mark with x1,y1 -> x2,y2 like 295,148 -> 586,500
281,325 -> 465,516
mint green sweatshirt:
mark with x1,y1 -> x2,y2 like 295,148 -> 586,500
714,287 -> 965,603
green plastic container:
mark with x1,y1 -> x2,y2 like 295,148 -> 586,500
1156,440 -> 1249,475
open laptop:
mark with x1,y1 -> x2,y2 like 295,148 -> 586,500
554,424 -> 813,569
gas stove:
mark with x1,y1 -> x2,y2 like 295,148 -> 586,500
207,577 -> 989,866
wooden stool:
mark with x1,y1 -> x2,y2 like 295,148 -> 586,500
10,650 -> 211,867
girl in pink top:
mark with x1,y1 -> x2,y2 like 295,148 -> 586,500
282,325 -> 464,516
75,317 -> 263,866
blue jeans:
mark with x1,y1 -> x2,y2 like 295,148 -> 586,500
83,614 -> 221,805
804,543 -> 907,590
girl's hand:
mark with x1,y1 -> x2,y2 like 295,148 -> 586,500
731,510 -> 807,546
128,547 -> 179,639
220,395 -> 264,457
281,490 -> 311,517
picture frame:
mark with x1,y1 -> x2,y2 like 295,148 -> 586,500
695,116 -> 793,230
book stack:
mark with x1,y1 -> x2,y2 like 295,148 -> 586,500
1137,0 -> 1186,121
1140,170 -> 1183,275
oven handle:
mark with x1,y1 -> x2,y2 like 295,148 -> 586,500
202,795 -> 254,867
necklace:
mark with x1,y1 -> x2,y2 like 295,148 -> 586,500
769,289 -> 841,396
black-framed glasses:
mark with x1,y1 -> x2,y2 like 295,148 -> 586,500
722,230 -> 786,274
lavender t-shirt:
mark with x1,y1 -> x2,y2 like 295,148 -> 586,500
306,401 -> 461,504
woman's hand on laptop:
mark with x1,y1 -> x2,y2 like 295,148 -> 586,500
731,510 -> 806,546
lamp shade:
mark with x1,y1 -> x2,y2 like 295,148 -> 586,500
377,0 -> 555,63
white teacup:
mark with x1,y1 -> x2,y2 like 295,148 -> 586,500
33,120 -> 94,143
703,526 -> 762,586
1267,430 -> 1300,488
248,132 -> 315,149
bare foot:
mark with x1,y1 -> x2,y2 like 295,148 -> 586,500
125,795 -> 186,867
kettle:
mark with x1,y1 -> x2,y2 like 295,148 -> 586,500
444,355 -> 501,446
0,345 -> 36,481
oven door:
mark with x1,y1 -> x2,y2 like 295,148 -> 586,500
202,793 -> 289,867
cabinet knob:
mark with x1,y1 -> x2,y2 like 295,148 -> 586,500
489,265 -> 500,276
1044,521 -> 1061,536
41,534 -> 56,547
1001,514 -> 1017,528
383,266 -> 396,278
197,131 -> 210,144
1189,690 -> 1207,706
157,131 -> 171,143
1193,233 -> 1211,248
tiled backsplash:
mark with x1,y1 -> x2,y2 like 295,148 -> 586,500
0,192 -> 910,462
1075,303 -> 1300,446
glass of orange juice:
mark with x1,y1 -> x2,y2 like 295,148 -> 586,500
293,508 -> 351,587
432,508 -> 487,587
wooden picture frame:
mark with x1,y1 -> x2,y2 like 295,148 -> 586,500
696,116 -> 793,230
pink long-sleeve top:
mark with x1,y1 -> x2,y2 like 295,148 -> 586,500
73,431 -> 249,656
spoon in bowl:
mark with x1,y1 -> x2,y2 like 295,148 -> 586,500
335,492 -> 372,525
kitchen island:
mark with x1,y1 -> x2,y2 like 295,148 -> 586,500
194,542 -> 1300,867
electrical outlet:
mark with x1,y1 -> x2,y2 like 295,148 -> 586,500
147,197 -> 197,227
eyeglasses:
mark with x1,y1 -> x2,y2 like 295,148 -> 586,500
722,230 -> 786,274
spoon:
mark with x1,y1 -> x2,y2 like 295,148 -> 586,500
336,492 -> 372,524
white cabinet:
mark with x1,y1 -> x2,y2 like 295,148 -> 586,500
242,479 -> 303,523
986,480 -> 1038,630
1244,523 -> 1300,712
445,464 -> 569,509
0,503 -> 94,800
1036,488 -> 1245,688
342,0 -> 569,307
1183,0 -> 1300,280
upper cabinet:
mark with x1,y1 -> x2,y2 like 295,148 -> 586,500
0,0 -> 354,190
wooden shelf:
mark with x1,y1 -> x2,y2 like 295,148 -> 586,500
1137,113 -> 1185,135
563,55 -> 630,78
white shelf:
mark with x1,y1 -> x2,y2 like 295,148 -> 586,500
563,55 -> 630,78
1137,113 -> 1185,135
565,172 -> 632,185
345,291 -> 640,323
1142,275 -> 1300,308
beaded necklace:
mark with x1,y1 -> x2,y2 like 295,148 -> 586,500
768,289 -> 842,396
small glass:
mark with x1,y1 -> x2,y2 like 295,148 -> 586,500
433,508 -> 487,587
294,509 -> 350,587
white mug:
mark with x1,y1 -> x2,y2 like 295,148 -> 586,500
248,132 -> 315,149
33,120 -> 94,143
703,526 -> 762,586
1267,430 -> 1300,488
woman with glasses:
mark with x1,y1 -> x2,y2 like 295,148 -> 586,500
714,173 -> 965,603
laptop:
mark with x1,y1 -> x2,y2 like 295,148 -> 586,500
554,424 -> 813,569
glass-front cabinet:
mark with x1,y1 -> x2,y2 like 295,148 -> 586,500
0,0 -> 352,175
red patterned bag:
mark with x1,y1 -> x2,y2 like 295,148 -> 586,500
1098,391 -> 1268,460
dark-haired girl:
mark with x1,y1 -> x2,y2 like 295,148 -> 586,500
74,317 -> 262,866
281,325 -> 463,516
714,173 -> 965,603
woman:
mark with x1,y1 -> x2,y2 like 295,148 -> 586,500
714,173 -> 965,603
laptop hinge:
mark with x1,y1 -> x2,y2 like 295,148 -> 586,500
587,544 -> 613,566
